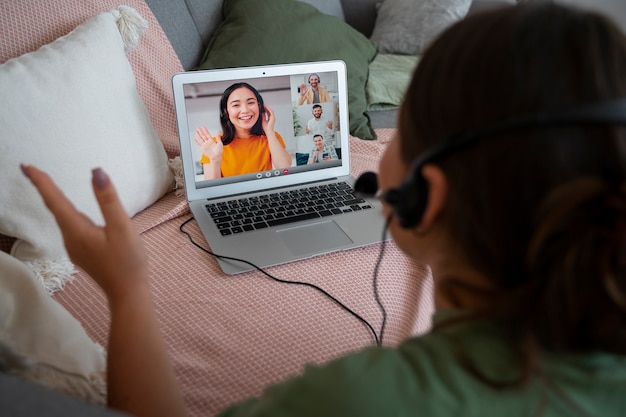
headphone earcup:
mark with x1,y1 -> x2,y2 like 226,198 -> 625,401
382,168 -> 429,229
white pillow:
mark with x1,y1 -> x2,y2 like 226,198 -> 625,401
370,0 -> 472,55
0,8 -> 173,281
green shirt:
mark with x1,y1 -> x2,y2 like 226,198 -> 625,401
218,310 -> 626,416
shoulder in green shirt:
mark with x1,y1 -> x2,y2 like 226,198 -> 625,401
218,310 -> 626,417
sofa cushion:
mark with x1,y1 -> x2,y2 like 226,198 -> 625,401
299,0 -> 345,19
146,0 -> 344,70
366,53 -> 419,111
145,0 -> 223,70
197,0 -> 378,140
0,0 -> 184,159
370,0 -> 472,55
0,7 -> 174,289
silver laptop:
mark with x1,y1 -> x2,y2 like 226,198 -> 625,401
172,60 -> 385,274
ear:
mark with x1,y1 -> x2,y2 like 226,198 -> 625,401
415,164 -> 448,233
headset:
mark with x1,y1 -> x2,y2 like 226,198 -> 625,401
308,73 -> 321,84
356,96 -> 626,229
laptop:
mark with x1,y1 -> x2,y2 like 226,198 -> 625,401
172,60 -> 386,274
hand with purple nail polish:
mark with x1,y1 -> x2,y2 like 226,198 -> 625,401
20,164 -> 186,417
21,165 -> 147,298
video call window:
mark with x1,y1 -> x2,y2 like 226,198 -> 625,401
183,71 -> 342,187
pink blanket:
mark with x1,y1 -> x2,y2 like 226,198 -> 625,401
1,1 -> 434,415
53,129 -> 434,416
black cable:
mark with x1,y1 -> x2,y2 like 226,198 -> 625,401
179,216 -> 389,347
372,214 -> 392,345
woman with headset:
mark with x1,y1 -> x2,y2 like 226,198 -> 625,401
194,82 -> 291,180
20,2 -> 626,416
297,73 -> 330,105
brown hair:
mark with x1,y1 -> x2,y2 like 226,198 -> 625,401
399,0 -> 626,372
219,82 -> 265,145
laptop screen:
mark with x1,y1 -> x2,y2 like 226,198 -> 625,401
172,61 -> 352,201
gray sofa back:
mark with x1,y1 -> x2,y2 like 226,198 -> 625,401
144,0 -> 219,70
145,0 -> 517,70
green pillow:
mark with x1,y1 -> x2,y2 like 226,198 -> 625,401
197,0 -> 378,140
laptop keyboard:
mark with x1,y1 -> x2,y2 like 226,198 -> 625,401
206,181 -> 373,236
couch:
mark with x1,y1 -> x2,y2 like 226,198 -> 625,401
0,0 -> 513,415
146,0 -> 518,131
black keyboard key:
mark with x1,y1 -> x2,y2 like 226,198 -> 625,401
213,216 -> 232,224
209,210 -> 228,218
267,212 -> 320,227
341,198 -> 366,206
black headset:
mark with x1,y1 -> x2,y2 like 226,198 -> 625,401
356,97 -> 626,229
308,73 -> 321,84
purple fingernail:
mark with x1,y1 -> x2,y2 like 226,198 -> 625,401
92,168 -> 109,189
20,164 -> 30,178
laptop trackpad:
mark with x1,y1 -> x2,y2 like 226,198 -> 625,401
277,221 -> 352,256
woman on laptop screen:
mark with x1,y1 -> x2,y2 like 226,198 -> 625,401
193,82 -> 291,180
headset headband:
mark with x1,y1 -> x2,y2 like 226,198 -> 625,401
379,96 -> 626,229
414,96 -> 626,168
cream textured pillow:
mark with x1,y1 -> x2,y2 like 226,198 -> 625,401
0,7 -> 173,289
370,0 -> 472,55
